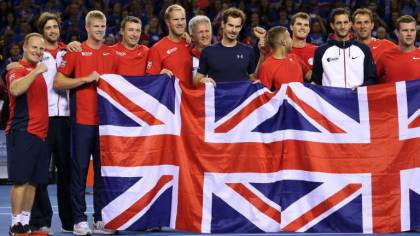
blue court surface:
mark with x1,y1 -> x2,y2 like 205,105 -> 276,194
0,184 -> 417,235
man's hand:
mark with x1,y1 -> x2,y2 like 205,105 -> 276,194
6,62 -> 23,71
160,68 -> 174,77
67,41 -> 82,52
181,32 -> 192,45
253,26 -> 266,39
83,71 -> 100,83
35,63 -> 48,74
199,77 -> 216,86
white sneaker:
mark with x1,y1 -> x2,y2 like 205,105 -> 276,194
39,226 -> 53,235
92,221 -> 116,235
73,221 -> 92,235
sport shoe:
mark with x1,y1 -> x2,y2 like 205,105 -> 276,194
31,226 -> 53,235
92,221 -> 116,234
73,221 -> 92,235
9,223 -> 29,236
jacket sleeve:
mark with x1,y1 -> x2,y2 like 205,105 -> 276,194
361,44 -> 377,86
310,46 -> 324,85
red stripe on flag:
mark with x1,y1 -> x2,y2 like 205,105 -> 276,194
99,79 -> 164,125
105,175 -> 173,229
215,92 -> 273,133
227,183 -> 281,223
408,115 -> 420,129
283,183 -> 361,232
287,88 -> 346,133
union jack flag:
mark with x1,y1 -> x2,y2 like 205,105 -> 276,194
98,75 -> 420,233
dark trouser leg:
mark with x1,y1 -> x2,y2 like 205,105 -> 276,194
70,123 -> 95,224
52,117 -> 73,229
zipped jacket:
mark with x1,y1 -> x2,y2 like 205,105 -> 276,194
311,36 -> 377,88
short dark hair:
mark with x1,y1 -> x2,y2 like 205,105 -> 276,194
329,8 -> 351,24
291,12 -> 311,26
222,7 -> 246,26
121,16 -> 142,29
396,15 -> 416,30
37,12 -> 61,33
267,26 -> 288,49
352,8 -> 373,23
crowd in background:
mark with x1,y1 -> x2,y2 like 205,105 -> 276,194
0,0 -> 419,74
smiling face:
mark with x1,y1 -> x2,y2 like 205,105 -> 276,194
43,19 -> 60,44
222,16 -> 242,41
192,21 -> 212,49
353,13 -> 373,41
166,9 -> 186,38
291,17 -> 310,40
331,14 -> 352,40
397,22 -> 416,47
23,36 -> 45,64
122,21 -> 141,48
86,17 -> 106,42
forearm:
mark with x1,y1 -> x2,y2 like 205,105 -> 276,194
9,69 -> 42,96
54,72 -> 90,90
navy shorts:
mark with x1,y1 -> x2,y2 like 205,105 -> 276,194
6,130 -> 49,185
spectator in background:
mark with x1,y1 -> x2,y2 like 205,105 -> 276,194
104,33 -> 115,45
143,16 -> 163,46
4,43 -> 22,67
376,15 -> 420,83
376,26 -> 390,40
308,20 -> 326,45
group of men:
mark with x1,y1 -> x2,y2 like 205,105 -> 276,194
3,3 -> 419,236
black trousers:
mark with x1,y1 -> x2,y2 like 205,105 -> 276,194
30,117 -> 73,229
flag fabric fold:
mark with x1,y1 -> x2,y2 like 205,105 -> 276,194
98,74 -> 420,233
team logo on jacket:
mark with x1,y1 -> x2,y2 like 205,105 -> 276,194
81,51 -> 92,56
166,47 -> 177,55
326,57 -> 339,62
116,51 -> 126,56
59,60 -> 67,68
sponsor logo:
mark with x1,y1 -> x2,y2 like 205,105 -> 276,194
59,60 -> 67,68
166,47 -> 177,55
103,52 -> 111,56
147,61 -> 152,70
351,56 -> 359,60
237,54 -> 244,59
326,57 -> 339,62
412,57 -> 420,60
43,56 -> 50,61
308,57 -> 314,66
81,52 -> 92,56
116,51 -> 126,56
372,46 -> 378,49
